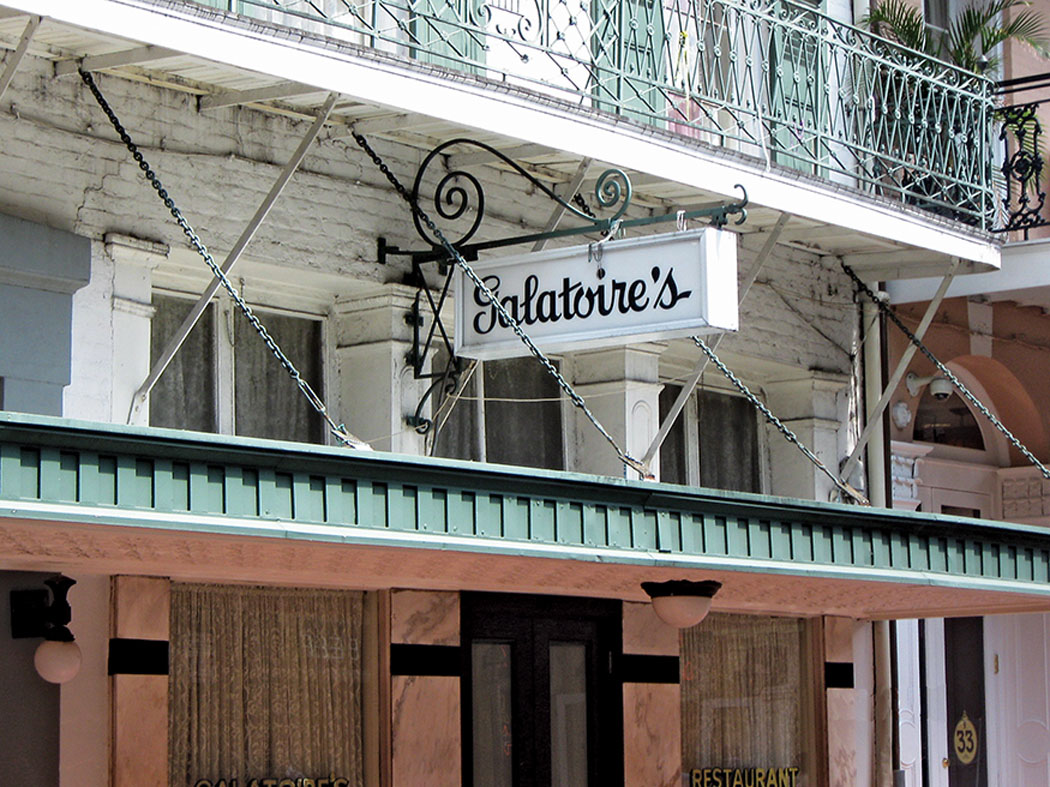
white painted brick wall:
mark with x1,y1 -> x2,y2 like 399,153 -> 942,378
2,54 -> 862,478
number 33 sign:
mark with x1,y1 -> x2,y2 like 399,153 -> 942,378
954,712 -> 978,765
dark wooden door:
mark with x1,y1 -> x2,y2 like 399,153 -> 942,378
944,617 -> 986,786
461,593 -> 623,787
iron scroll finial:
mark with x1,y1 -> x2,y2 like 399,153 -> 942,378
409,138 -> 633,249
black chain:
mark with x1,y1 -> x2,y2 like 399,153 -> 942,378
841,261 -> 1050,480
692,337 -> 869,504
78,70 -> 368,449
349,130 -> 650,477
572,192 -> 596,220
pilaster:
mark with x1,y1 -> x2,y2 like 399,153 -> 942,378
567,343 -> 664,480
763,372 -> 850,501
332,284 -> 433,454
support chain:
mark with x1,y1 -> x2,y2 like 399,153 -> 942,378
78,70 -> 370,450
349,130 -> 650,478
841,262 -> 1050,480
692,337 -> 870,505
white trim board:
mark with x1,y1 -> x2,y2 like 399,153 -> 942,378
888,239 -> 1050,304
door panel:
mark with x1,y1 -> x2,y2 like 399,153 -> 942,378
944,617 -> 987,787
462,593 -> 623,787
985,613 -> 1050,787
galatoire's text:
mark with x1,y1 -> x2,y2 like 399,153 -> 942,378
471,265 -> 692,335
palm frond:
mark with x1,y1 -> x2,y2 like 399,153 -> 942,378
867,0 -> 1050,72
944,0 -> 1050,71
864,0 -> 933,54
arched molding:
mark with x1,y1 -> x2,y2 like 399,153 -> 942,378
950,356 -> 1048,467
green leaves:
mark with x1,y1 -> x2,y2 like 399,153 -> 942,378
865,0 -> 1050,73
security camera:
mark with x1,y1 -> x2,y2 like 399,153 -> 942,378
905,372 -> 954,400
929,377 -> 953,400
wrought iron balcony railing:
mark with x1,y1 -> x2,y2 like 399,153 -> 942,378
994,74 -> 1050,238
195,0 -> 995,228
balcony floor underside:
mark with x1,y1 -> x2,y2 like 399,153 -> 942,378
0,0 -> 1001,278
2,513 -> 1049,620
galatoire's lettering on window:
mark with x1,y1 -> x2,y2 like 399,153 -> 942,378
193,779 -> 351,787
453,228 -> 739,360
689,767 -> 800,787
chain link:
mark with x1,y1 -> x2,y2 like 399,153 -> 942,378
349,130 -> 650,477
572,192 -> 596,220
841,261 -> 1050,480
692,337 -> 870,505
78,70 -> 369,450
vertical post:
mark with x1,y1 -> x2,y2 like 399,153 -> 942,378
862,290 -> 894,785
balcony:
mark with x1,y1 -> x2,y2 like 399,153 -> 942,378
192,0 -> 995,227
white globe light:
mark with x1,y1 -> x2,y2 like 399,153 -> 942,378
651,595 -> 714,629
34,640 -> 82,684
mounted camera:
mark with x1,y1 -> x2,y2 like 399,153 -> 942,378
905,372 -> 953,401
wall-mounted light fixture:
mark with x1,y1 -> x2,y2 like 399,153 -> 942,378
641,579 -> 722,628
905,373 -> 953,401
10,575 -> 81,683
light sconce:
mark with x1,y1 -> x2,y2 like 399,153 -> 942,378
905,372 -> 953,401
10,575 -> 82,684
641,579 -> 722,628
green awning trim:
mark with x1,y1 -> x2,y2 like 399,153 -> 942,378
1,412 -> 1048,596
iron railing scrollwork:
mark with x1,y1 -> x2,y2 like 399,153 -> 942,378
994,101 -> 1050,237
194,0 -> 994,227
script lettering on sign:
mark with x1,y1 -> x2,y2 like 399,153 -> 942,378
453,229 -> 737,360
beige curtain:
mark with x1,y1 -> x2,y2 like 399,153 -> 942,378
681,613 -> 806,771
169,584 -> 364,787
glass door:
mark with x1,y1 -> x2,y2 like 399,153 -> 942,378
462,593 -> 623,787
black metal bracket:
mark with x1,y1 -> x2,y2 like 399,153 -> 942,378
994,102 -> 1050,237
10,575 -> 76,642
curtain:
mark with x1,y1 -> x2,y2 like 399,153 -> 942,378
151,295 -> 216,434
169,584 -> 364,787
234,310 -> 323,444
698,390 -> 761,493
681,613 -> 805,771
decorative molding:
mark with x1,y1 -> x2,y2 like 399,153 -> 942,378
104,233 -> 169,268
112,295 -> 156,319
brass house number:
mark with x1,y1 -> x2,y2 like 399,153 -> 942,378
953,711 -> 978,765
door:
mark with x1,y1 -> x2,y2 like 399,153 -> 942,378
462,593 -> 624,787
944,617 -> 987,787
985,613 -> 1050,787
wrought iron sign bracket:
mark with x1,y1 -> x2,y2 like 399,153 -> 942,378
385,138 -> 748,434
381,192 -> 750,265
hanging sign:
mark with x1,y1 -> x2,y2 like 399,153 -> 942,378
453,228 -> 738,360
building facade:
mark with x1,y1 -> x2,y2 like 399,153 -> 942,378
0,0 -> 1045,785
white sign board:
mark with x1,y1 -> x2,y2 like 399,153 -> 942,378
454,228 -> 738,360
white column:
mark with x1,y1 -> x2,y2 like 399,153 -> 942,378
566,343 -> 664,480
762,372 -> 850,501
332,284 -> 433,455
